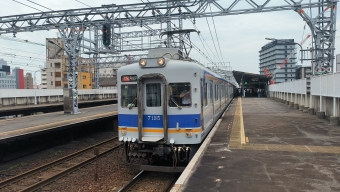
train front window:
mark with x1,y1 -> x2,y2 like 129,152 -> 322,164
121,84 -> 137,108
146,83 -> 161,107
169,83 -> 191,107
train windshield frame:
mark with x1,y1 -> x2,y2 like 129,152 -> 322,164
121,84 -> 137,108
169,83 -> 191,108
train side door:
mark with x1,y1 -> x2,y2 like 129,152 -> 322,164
141,79 -> 164,142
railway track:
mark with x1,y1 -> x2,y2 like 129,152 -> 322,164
119,170 -> 179,192
0,137 -> 121,192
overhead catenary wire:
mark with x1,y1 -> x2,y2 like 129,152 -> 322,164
188,19 -> 218,65
75,0 -> 92,8
27,0 -> 53,11
12,0 -> 43,12
0,36 -> 45,46
209,4 -> 226,65
0,46 -> 45,56
205,17 -> 223,64
0,52 -> 45,62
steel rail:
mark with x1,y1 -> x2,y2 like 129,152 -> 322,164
118,170 -> 145,192
0,136 -> 119,192
118,171 -> 179,192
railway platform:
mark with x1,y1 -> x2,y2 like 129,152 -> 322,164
0,104 -> 118,143
0,98 -> 117,117
0,104 -> 118,162
172,97 -> 340,191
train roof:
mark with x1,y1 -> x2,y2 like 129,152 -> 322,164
118,48 -> 236,85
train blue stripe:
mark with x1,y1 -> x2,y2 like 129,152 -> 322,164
118,114 -> 201,128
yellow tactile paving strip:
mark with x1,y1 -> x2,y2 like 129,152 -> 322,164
228,98 -> 340,154
229,97 -> 245,146
0,111 -> 117,139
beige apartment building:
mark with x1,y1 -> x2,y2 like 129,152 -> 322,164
42,38 -> 94,89
24,73 -> 34,89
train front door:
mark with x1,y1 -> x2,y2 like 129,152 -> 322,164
139,78 -> 166,142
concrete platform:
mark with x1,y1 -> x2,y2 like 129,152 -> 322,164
0,98 -> 117,117
172,97 -> 340,191
0,104 -> 118,143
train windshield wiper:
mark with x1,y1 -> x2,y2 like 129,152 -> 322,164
128,98 -> 137,109
170,97 -> 182,109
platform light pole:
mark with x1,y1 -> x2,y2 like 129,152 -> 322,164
33,69 -> 41,105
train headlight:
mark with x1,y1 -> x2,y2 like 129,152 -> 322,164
157,57 -> 165,66
139,59 -> 147,67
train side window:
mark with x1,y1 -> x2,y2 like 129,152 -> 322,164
210,82 -> 213,105
204,83 -> 208,107
146,83 -> 161,107
215,84 -> 218,101
169,83 -> 191,107
121,84 -> 137,108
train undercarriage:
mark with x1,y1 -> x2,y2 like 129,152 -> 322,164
122,142 -> 199,172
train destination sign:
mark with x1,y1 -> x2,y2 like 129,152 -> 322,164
121,75 -> 138,82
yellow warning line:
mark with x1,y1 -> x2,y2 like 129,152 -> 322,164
227,98 -> 340,154
233,143 -> 340,154
229,97 -> 245,147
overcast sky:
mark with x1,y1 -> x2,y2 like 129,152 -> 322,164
0,0 -> 339,84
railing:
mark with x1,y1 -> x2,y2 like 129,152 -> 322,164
0,89 -> 117,106
268,78 -> 306,94
311,72 -> 340,97
268,72 -> 340,121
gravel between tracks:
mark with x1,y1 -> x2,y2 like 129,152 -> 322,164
0,131 -> 139,191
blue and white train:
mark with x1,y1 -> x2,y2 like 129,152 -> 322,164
117,48 -> 235,171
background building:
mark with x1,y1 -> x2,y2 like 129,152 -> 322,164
42,38 -> 64,89
12,67 -> 25,89
0,58 -> 16,89
259,39 -> 297,83
98,68 -> 117,89
43,38 -> 94,89
24,72 -> 34,89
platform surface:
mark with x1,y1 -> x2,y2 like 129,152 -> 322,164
0,104 -> 117,141
178,97 -> 340,191
0,98 -> 116,113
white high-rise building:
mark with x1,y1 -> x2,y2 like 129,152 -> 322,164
0,58 -> 16,89
259,39 -> 297,83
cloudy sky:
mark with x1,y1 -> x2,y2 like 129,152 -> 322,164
0,0 -> 339,84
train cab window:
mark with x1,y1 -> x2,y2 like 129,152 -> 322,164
121,84 -> 137,108
146,83 -> 161,107
169,83 -> 191,107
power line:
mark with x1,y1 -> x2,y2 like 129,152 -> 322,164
0,36 -> 45,46
0,52 -> 45,62
12,0 -> 43,12
205,17 -> 222,63
189,20 -> 217,64
209,4 -> 225,65
0,45 -> 44,55
27,0 -> 53,11
75,0 -> 92,8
